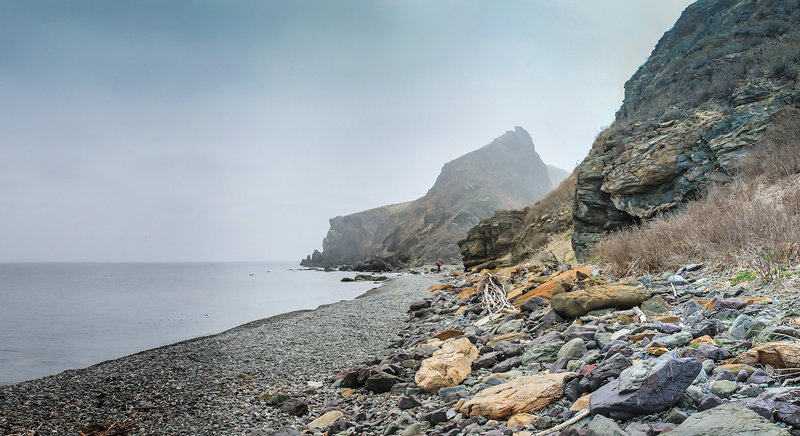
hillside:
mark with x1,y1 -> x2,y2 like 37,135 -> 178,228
572,0 -> 800,260
301,127 -> 555,270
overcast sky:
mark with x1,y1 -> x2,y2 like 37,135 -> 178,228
0,0 -> 693,262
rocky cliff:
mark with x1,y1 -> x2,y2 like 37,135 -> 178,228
572,0 -> 800,260
302,127 -> 554,270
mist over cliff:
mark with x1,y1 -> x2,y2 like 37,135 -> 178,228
302,127 -> 557,270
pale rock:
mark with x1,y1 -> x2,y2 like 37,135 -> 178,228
415,337 -> 478,392
458,373 -> 570,419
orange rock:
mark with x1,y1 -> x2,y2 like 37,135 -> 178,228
714,364 -> 756,375
415,338 -> 479,392
654,315 -> 681,323
745,297 -> 772,305
511,266 -> 593,306
630,330 -> 659,342
507,413 -> 537,428
428,284 -> 454,292
570,393 -> 592,411
689,335 -> 716,346
736,342 -> 800,368
647,347 -> 669,356
458,286 -> 478,299
456,306 -> 468,314
458,373 -> 570,419
340,388 -> 356,397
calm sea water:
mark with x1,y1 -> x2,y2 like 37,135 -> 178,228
0,262 -> 387,385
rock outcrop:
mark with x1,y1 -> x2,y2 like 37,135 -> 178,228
572,0 -> 800,260
303,127 -> 555,269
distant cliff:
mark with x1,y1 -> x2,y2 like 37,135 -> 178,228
573,0 -> 800,260
302,127 -> 555,270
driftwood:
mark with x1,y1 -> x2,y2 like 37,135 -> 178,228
477,273 -> 518,315
579,307 -> 647,324
533,409 -> 590,436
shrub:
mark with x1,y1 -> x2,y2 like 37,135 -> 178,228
595,108 -> 800,277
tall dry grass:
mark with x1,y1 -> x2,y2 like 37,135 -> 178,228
595,108 -> 800,278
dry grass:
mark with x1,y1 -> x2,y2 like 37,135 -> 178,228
595,108 -> 800,278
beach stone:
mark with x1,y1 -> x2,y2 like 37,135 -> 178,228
748,369 -> 775,385
492,356 -> 522,373
365,372 -> 399,393
520,296 -> 548,312
496,319 -> 524,335
668,403 -> 790,435
558,338 -> 587,360
507,412 -> 536,428
589,356 -> 701,419
714,363 -> 756,375
642,295 -> 671,315
711,380 -> 738,398
308,410 -> 344,429
698,344 -> 731,361
550,284 -> 649,318
264,392 -> 291,406
691,320 -> 718,338
684,300 -> 703,316
579,353 -> 631,393
661,331 -> 693,348
267,430 -> 301,436
473,352 -> 500,369
438,385 -> 467,399
398,423 -> 422,436
668,275 -> 686,285
594,332 -> 613,349
279,398 -> 309,416
698,393 -> 725,411
458,373 -> 570,419
425,408 -> 449,425
736,341 -> 800,368
679,385 -> 704,408
571,392 -> 592,411
521,341 -> 564,365
660,323 -> 682,334
398,395 -> 422,410
665,408 -> 689,424
415,337 -> 478,392
587,414 -> 626,436
729,314 -> 756,340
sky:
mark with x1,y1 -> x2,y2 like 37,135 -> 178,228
0,0 -> 694,262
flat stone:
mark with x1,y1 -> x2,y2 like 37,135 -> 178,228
642,295 -> 671,315
521,341 -> 564,365
736,342 -> 800,369
308,410 -> 344,429
669,403 -> 790,435
459,373 -> 570,419
415,338 -> 478,393
557,338 -> 587,360
711,380 -> 738,398
587,414 -> 626,436
729,314 -> 756,340
507,412 -> 536,428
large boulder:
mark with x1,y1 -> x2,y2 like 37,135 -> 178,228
458,372 -> 570,419
415,338 -> 478,393
668,403 -> 790,436
550,284 -> 649,318
590,355 -> 701,419
736,341 -> 800,368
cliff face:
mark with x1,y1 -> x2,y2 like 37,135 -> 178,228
572,0 -> 800,260
302,127 -> 553,269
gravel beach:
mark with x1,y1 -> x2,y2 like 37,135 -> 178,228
0,272 -> 441,435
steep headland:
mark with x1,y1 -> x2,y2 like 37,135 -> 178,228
302,127 -> 557,270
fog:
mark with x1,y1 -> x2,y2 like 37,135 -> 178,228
0,1 -> 693,262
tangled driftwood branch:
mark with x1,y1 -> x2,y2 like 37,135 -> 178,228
477,273 -> 518,315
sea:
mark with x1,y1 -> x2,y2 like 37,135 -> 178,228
0,262 -> 389,385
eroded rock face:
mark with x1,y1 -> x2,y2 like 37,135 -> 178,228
458,372 -> 570,419
415,338 -> 478,393
550,284 -> 649,319
302,127 -> 554,268
572,0 -> 800,260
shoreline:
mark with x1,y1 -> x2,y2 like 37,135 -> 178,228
0,272 -> 442,434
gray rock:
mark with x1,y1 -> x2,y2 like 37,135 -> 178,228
684,300 -> 702,316
365,372 -> 399,393
665,408 -> 689,424
711,380 -> 738,398
668,403 -> 790,435
438,385 -> 467,399
668,275 -> 686,285
698,393 -> 725,411
521,341 -> 564,365
594,332 -> 613,349
729,314 -> 756,340
495,319 -> 523,335
589,355 -> 701,419
398,423 -> 422,436
278,398 -> 309,416
580,353 -> 631,393
267,430 -> 302,436
558,338 -> 587,360
587,414 -> 626,436
492,356 -> 521,373
679,385 -> 704,409
702,359 -> 715,375
660,331 -> 693,348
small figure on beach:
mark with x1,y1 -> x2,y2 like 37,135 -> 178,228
436,259 -> 442,272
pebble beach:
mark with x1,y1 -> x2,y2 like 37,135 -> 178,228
0,273 -> 440,435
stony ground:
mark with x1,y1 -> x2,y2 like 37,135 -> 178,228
0,272 -> 440,435
5,262 -> 800,436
